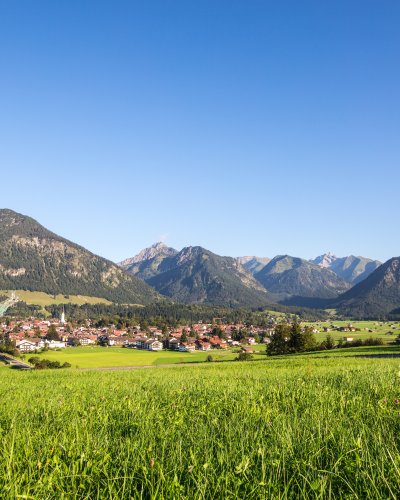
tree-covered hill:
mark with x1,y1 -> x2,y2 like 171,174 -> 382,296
126,245 -> 272,308
334,257 -> 400,318
0,209 -> 161,305
254,255 -> 351,303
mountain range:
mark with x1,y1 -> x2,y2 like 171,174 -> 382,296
120,243 -> 382,308
0,209 -> 398,318
332,257 -> 400,318
237,256 -> 271,275
120,244 -> 270,308
311,253 -> 381,284
0,209 -> 161,305
254,255 -> 351,302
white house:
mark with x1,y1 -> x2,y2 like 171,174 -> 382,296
16,340 -> 40,352
179,343 -> 196,352
45,340 -> 66,349
145,339 -> 163,351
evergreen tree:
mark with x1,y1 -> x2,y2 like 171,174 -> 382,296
46,325 -> 60,341
288,321 -> 305,352
267,325 -> 290,355
180,329 -> 188,343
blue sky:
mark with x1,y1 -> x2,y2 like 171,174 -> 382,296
0,1 -> 399,263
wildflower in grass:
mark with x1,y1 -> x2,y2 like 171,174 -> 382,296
395,399 -> 399,405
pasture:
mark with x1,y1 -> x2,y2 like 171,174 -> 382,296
0,290 -> 112,307
30,346 -> 238,369
305,320 -> 400,343
2,355 -> 400,498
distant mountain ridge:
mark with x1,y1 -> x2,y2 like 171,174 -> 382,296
0,209 -> 161,305
122,244 -> 270,307
334,257 -> 400,318
254,255 -> 351,304
312,252 -> 337,268
237,256 -> 271,275
120,242 -> 178,268
2,209 -> 396,316
311,253 -> 381,284
120,242 -> 178,281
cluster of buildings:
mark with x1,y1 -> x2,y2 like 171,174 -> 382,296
1,313 -> 276,354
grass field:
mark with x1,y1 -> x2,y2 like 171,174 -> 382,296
305,320 -> 400,343
0,290 -> 112,307
2,354 -> 400,498
32,346 -> 238,368
25,340 -> 400,370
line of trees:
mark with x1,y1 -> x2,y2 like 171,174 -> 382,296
267,323 -> 385,356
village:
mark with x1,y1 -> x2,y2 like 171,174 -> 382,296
1,306 -> 385,356
0,309 -> 279,354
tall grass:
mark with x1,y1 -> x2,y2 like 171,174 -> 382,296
1,358 -> 400,498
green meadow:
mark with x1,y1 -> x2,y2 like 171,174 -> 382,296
36,346 -> 237,369
2,353 -> 400,498
305,320 -> 400,343
0,290 -> 112,316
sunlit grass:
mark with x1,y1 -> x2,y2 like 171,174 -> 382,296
33,346 -> 237,368
1,357 -> 400,498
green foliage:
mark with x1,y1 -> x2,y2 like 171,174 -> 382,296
38,301 -> 327,327
320,334 -> 336,350
236,352 -> 253,361
267,325 -> 290,355
338,337 -> 384,348
267,323 -> 317,355
46,324 -> 60,341
27,357 -> 71,369
0,332 -> 17,355
180,329 -> 188,343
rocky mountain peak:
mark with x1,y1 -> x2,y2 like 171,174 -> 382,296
120,242 -> 178,267
312,252 -> 338,268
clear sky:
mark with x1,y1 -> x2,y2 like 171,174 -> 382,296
1,1 -> 399,263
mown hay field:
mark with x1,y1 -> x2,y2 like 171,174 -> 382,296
0,290 -> 112,307
1,356 -> 400,498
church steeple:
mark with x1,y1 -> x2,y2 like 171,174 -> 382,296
60,306 -> 66,325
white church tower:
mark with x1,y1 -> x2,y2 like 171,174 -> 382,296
60,306 -> 66,325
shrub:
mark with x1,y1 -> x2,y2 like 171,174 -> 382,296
236,352 -> 253,361
28,357 -> 71,370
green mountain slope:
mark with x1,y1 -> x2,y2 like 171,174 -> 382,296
0,209 -> 161,304
134,246 -> 271,307
255,255 -> 351,302
335,257 -> 400,318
